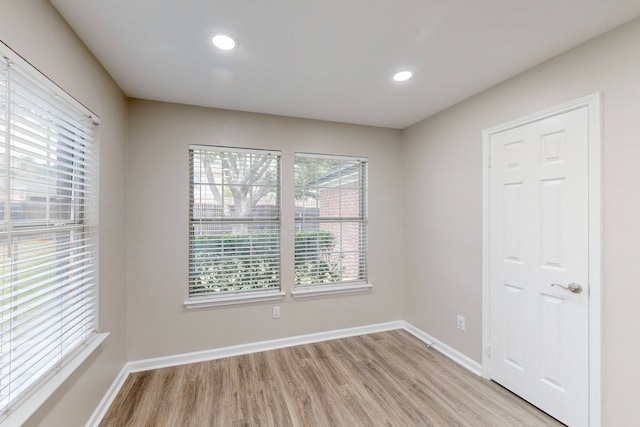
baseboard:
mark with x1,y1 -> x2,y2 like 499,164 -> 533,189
86,320 -> 482,426
128,320 -> 405,373
402,321 -> 483,376
85,364 -> 130,427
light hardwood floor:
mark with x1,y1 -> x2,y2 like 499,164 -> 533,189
100,330 -> 563,426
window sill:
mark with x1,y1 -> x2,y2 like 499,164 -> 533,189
184,290 -> 286,309
3,332 -> 109,427
291,283 -> 373,298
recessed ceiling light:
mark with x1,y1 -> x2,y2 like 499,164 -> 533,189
212,34 -> 236,50
393,71 -> 413,82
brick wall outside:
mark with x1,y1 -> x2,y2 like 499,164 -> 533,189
319,182 -> 362,281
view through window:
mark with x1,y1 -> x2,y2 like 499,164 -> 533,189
188,146 -> 281,297
0,57 -> 98,416
294,154 -> 368,287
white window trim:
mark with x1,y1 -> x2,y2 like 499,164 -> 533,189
291,282 -> 372,298
1,333 -> 109,427
189,144 -> 279,156
295,152 -> 368,162
184,290 -> 285,309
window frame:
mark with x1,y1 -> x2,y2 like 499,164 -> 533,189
0,44 -> 107,427
291,153 -> 371,298
184,145 -> 285,309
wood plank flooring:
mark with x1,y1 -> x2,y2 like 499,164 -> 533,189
100,330 -> 563,426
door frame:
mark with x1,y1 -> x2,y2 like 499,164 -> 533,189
482,94 -> 602,426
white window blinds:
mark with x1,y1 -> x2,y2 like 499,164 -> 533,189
294,154 -> 368,286
0,56 -> 98,418
189,146 -> 281,297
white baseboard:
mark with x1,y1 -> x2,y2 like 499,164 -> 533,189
402,322 -> 483,376
86,320 -> 482,426
85,364 -> 130,427
128,321 -> 405,373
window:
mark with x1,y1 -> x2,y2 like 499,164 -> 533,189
0,56 -> 98,417
187,146 -> 282,306
294,154 -> 368,290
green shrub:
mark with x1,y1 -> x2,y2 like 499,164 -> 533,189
294,230 -> 342,285
190,230 -> 342,295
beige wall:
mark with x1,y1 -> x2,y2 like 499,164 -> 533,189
402,17 -> 640,425
126,99 -> 404,360
0,1 -> 128,426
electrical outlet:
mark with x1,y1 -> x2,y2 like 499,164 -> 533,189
272,306 -> 281,319
457,315 -> 465,331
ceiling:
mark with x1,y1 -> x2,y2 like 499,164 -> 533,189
50,1 -> 640,129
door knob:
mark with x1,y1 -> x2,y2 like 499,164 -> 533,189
550,282 -> 582,294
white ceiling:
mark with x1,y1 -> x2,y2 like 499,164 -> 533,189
51,0 -> 640,129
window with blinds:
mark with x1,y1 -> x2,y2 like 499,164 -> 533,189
189,146 -> 281,298
294,154 -> 367,287
0,57 -> 98,416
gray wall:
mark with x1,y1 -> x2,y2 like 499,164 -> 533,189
402,16 -> 640,425
126,99 -> 404,360
0,1 -> 129,426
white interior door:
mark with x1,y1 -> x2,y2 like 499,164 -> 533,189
488,107 -> 589,426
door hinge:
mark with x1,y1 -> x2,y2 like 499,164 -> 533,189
488,156 -> 491,168
487,343 -> 492,358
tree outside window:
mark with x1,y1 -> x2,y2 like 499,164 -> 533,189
189,147 -> 280,296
